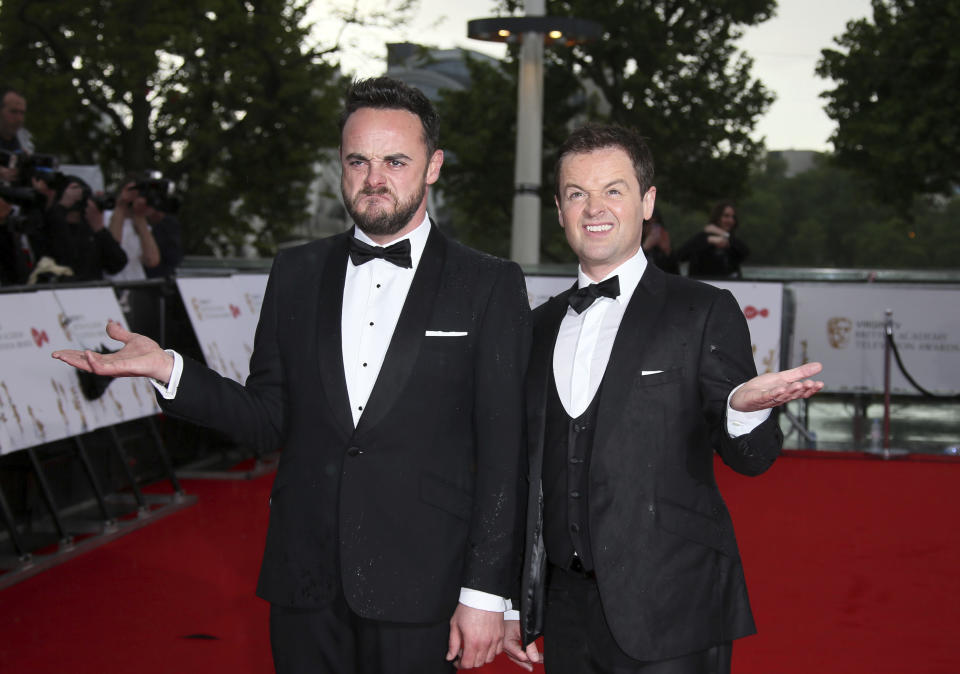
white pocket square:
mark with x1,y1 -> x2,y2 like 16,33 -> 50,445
641,370 -> 664,376
425,330 -> 468,337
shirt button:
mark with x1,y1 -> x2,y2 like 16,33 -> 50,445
376,284 -> 381,289
369,321 -> 374,326
358,405 -> 363,411
362,362 -> 367,367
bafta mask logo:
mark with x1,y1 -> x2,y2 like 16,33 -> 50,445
827,317 -> 853,349
229,304 -> 241,318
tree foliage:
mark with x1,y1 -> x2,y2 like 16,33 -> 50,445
663,153 -> 960,270
438,0 -> 776,260
817,0 -> 960,212
435,54 -> 583,263
509,0 -> 775,208
0,0 -> 346,255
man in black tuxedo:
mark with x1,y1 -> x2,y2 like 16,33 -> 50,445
53,78 -> 531,673
504,124 -> 822,673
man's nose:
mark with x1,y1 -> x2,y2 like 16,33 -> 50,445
585,193 -> 605,216
364,162 -> 387,187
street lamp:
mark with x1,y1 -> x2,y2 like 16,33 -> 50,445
468,7 -> 600,265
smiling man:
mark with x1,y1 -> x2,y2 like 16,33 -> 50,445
504,124 -> 822,674
53,78 -> 531,674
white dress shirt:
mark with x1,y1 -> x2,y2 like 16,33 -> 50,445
341,216 -> 429,426
554,248 -> 770,433
154,213 -> 509,613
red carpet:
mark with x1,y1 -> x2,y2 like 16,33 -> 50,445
1,454 -> 957,673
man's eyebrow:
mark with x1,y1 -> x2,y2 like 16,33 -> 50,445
343,152 -> 414,163
563,178 -> 629,192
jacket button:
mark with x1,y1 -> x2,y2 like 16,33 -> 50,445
569,490 -> 581,499
569,523 -> 580,533
347,446 -> 363,457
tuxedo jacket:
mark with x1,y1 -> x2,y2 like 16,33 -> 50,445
520,263 -> 783,661
162,224 -> 531,623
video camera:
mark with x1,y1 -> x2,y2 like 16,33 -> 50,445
0,151 -> 54,234
115,173 -> 177,213
0,150 -> 64,190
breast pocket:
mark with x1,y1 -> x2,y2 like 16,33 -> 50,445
634,367 -> 684,389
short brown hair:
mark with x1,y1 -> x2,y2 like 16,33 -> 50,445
554,124 -> 654,197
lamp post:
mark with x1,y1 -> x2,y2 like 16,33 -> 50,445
468,10 -> 600,265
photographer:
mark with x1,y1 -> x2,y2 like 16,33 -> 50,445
0,86 -> 33,183
38,175 -> 127,281
143,196 -> 182,278
0,196 -> 30,285
104,180 -> 161,281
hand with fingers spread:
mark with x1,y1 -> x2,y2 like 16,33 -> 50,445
447,603 -> 505,669
730,361 -> 825,413
503,619 -> 542,672
51,319 -> 175,384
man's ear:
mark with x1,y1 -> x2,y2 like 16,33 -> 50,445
642,186 -> 657,220
425,149 -> 444,185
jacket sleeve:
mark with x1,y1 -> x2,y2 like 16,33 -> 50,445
461,260 -> 532,597
158,254 -> 286,452
698,289 -> 782,476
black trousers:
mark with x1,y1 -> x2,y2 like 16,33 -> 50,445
543,565 -> 732,674
269,593 -> 456,674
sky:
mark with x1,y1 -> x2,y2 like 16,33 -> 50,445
308,0 -> 875,152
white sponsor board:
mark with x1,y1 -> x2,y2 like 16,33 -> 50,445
790,284 -> 960,395
523,274 -> 783,375
175,277 -> 259,383
0,288 -> 159,455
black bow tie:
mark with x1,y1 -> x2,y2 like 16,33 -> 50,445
349,237 -> 412,269
567,276 -> 621,314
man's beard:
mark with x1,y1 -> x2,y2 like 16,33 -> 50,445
343,182 -> 426,238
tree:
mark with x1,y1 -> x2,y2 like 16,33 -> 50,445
435,54 -> 584,263
817,0 -> 960,213
0,0 -> 413,255
437,1 -> 776,260
513,0 -> 775,209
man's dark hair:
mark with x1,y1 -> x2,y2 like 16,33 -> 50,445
339,77 -> 440,156
554,123 -> 654,197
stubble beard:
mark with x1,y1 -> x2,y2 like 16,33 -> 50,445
343,182 -> 426,238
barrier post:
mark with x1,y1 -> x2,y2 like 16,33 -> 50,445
883,309 -> 894,458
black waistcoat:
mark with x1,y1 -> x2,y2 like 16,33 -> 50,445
542,371 -> 601,571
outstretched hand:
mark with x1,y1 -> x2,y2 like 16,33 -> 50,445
730,361 -> 824,413
51,320 -> 174,383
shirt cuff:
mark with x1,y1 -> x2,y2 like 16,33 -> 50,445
150,349 -> 182,400
458,587 -> 509,612
504,608 -> 520,621
726,383 -> 771,437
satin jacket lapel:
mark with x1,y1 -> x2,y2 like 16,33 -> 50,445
593,263 -> 667,458
355,224 -> 446,434
316,231 -> 355,437
528,288 -> 576,474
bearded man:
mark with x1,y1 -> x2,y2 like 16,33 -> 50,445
54,77 -> 531,674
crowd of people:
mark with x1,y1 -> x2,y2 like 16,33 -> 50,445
0,85 -> 182,287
